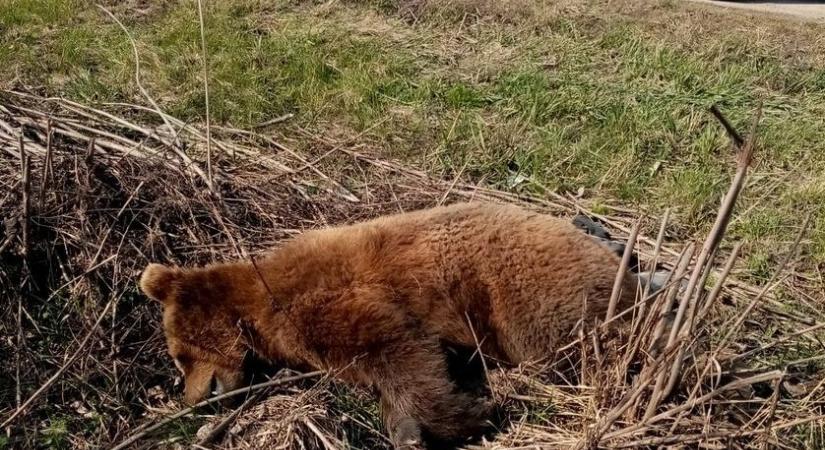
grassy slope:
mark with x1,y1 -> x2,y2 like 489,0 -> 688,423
2,0 -> 825,446
4,0 -> 825,274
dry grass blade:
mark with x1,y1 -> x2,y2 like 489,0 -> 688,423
196,0 -> 214,186
97,5 -> 213,189
606,217 -> 642,321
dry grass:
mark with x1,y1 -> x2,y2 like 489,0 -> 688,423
1,88 -> 823,449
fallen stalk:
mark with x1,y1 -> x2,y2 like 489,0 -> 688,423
109,371 -> 325,450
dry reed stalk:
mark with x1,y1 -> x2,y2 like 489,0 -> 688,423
196,0 -> 215,183
605,217 -> 642,321
18,133 -> 30,256
39,118 -> 53,208
650,105 -> 762,405
695,242 -> 742,323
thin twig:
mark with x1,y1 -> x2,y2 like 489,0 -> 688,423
695,242 -> 742,323
710,104 -> 744,147
643,244 -> 695,419
196,0 -> 215,183
605,217 -> 641,321
465,311 -> 496,403
195,389 -> 262,446
253,113 -> 294,128
761,375 -> 782,450
39,118 -> 53,208
303,417 -> 341,450
19,132 -> 30,257
109,371 -> 325,450
15,292 -> 23,410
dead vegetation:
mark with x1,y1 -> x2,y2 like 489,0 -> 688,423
1,87 -> 823,449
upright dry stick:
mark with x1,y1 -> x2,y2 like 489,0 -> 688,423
641,208 -> 671,304
656,105 -> 762,403
670,105 -> 760,342
643,244 -> 695,420
695,242 -> 742,326
17,134 -> 30,411
760,375 -> 783,450
196,0 -> 214,186
625,209 -> 671,365
17,132 -> 30,247
606,217 -> 642,321
39,118 -> 53,208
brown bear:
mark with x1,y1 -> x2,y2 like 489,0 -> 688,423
139,202 -> 639,449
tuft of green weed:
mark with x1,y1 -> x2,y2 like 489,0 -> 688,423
327,384 -> 386,448
38,417 -> 70,450
0,0 -> 82,28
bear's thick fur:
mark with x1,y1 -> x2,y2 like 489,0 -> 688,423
140,202 -> 637,448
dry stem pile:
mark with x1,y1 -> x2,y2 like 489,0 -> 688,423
1,90 -> 823,449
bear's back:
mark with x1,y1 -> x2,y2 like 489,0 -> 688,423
298,203 -> 629,361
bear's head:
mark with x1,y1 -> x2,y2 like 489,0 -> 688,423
139,263 -> 250,404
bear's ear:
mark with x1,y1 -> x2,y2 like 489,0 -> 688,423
139,263 -> 180,303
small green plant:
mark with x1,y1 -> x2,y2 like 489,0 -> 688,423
39,417 -> 70,450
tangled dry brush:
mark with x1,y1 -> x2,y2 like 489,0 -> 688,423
1,90 -> 824,449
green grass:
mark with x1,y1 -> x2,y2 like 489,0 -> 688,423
2,0 -> 824,268
38,416 -> 70,450
327,384 -> 385,447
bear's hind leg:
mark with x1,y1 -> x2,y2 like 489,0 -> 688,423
375,339 -> 492,448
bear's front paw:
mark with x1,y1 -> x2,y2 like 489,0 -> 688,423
392,417 -> 424,450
